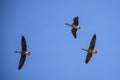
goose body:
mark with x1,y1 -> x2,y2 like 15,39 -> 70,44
82,48 -> 97,54
15,51 -> 31,56
65,16 -> 81,38
82,34 -> 97,63
15,36 -> 31,70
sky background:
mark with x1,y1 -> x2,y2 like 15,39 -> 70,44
1,0 -> 120,80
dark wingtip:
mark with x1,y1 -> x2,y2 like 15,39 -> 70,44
18,66 -> 22,70
77,16 -> 79,18
85,60 -> 89,64
18,67 -> 21,70
75,16 -> 79,19
93,34 -> 96,40
15,51 -> 17,53
22,35 -> 25,38
73,36 -> 76,39
94,34 -> 96,37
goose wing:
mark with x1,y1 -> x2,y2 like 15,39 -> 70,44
18,55 -> 26,70
85,53 -> 92,63
73,16 -> 79,26
85,34 -> 96,64
71,28 -> 77,38
89,34 -> 96,50
21,36 -> 27,51
18,36 -> 27,70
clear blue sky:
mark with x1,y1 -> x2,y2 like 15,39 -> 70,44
1,0 -> 120,80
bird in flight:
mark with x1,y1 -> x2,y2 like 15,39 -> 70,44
82,34 -> 98,63
65,16 -> 81,38
15,36 -> 31,70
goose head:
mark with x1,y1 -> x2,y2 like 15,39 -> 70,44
94,50 -> 98,54
25,51 -> 31,56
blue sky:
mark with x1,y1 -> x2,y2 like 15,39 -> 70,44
1,0 -> 120,80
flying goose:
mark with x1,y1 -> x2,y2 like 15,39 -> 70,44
15,36 -> 31,70
82,34 -> 97,63
65,16 -> 81,38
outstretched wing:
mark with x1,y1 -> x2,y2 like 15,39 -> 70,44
85,53 -> 92,63
18,36 -> 27,70
85,34 -> 96,63
89,34 -> 96,50
71,28 -> 77,38
73,16 -> 79,25
21,36 -> 27,51
18,55 -> 26,70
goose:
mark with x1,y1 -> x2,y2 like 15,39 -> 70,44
15,36 -> 31,70
65,16 -> 81,38
82,34 -> 97,63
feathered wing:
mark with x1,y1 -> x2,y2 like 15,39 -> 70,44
18,55 -> 26,70
89,34 -> 96,50
73,16 -> 79,25
21,36 -> 27,51
85,53 -> 92,63
18,36 -> 27,70
85,34 -> 96,64
71,28 -> 77,38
